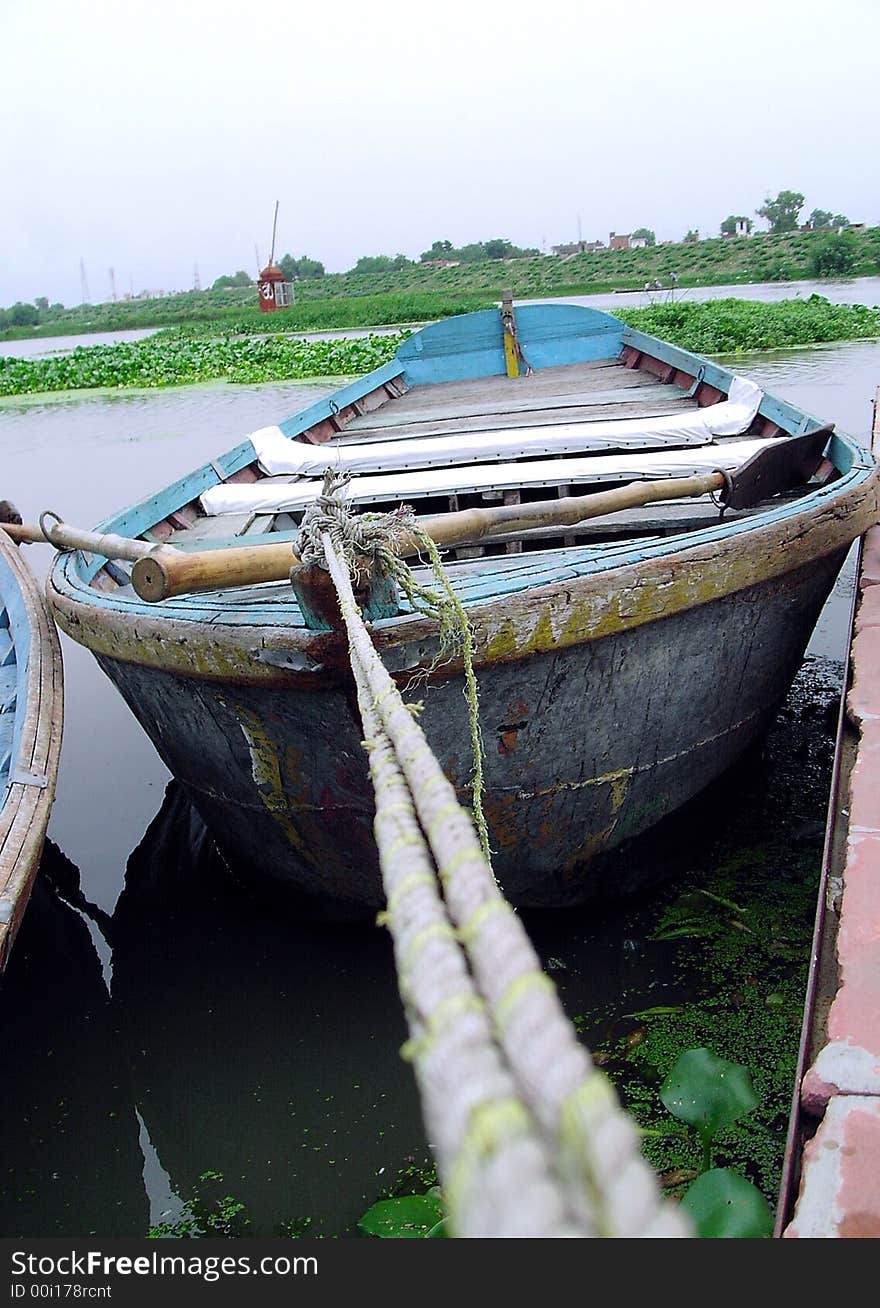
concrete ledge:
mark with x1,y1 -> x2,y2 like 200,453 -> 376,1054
785,1096 -> 880,1237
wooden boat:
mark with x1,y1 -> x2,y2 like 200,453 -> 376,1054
0,531 -> 63,969
45,303 -> 880,915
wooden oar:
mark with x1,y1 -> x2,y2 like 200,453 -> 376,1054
0,517 -> 179,564
128,473 -> 728,602
2,428 -> 830,603
129,428 -> 830,602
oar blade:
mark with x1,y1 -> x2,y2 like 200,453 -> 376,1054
721,427 -> 832,511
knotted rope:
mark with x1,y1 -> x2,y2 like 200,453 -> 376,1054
298,488 -> 690,1239
297,471 -> 491,863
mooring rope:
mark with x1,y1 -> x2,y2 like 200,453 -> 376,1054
296,473 -> 491,863
310,512 -> 690,1239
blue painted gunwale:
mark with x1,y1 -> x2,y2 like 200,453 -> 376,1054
51,303 -> 875,629
0,550 -> 33,788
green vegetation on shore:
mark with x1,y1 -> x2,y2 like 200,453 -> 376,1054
616,295 -> 880,354
2,295 -> 878,398
0,290 -> 492,341
3,227 -> 879,344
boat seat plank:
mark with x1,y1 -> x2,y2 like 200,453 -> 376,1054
340,383 -> 686,433
0,664 -> 18,708
328,397 -> 698,446
0,708 -> 15,775
202,437 -> 777,517
382,359 -> 635,416
167,512 -> 276,545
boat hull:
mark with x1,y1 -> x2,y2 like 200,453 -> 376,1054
88,551 -> 844,914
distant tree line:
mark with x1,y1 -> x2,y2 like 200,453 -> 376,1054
719,193 -> 850,238
0,299 -> 65,328
211,253 -> 326,291
419,237 -> 540,264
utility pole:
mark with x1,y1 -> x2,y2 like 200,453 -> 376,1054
109,267 -> 117,302
80,258 -> 90,305
193,262 -> 201,292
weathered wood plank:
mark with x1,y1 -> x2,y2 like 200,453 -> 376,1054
341,382 -> 684,432
327,397 -> 697,445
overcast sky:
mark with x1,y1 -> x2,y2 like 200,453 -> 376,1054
2,0 -> 878,307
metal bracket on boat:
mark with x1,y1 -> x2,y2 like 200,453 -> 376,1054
255,648 -> 324,673
10,768 -> 48,789
684,365 -> 705,398
210,459 -> 227,481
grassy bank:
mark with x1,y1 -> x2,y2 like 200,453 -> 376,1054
3,228 -> 879,344
0,290 -> 494,341
2,296 -> 878,398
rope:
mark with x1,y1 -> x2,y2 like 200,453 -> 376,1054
501,302 -> 534,377
318,525 -> 690,1239
297,472 -> 491,864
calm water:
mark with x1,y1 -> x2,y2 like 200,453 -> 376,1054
0,340 -> 877,1237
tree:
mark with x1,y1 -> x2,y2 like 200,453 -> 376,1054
808,232 -> 858,277
683,229 -> 700,243
7,302 -> 39,326
420,239 -> 454,262
34,296 -> 49,312
485,237 -> 517,260
807,209 -> 850,231
720,215 -> 753,236
211,270 -> 252,290
756,190 -> 804,233
351,254 -> 412,274
279,254 -> 325,281
631,228 -> 656,245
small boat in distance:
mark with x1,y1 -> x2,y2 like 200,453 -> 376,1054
46,303 -> 880,915
0,529 -> 63,969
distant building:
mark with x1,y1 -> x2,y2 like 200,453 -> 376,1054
421,259 -> 461,268
609,232 -> 631,250
722,219 -> 753,238
550,240 -> 605,256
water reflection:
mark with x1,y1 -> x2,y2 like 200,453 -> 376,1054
109,783 -> 426,1238
0,844 -> 148,1237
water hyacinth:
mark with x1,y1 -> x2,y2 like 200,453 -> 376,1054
0,331 -> 411,397
615,295 -> 880,355
2,296 -> 879,398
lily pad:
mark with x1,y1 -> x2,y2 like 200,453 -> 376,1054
660,1048 -> 759,1143
681,1169 -> 773,1238
358,1192 -> 445,1238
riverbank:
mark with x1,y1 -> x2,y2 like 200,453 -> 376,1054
3,228 -> 878,344
3,296 -> 880,397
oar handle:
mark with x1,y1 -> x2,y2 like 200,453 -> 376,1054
131,541 -> 302,602
0,516 -> 175,564
131,471 -> 725,603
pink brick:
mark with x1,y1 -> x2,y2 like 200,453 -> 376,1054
859,529 -> 880,588
847,631 -> 880,724
854,585 -> 880,628
785,1098 -> 880,1237
846,750 -> 880,832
